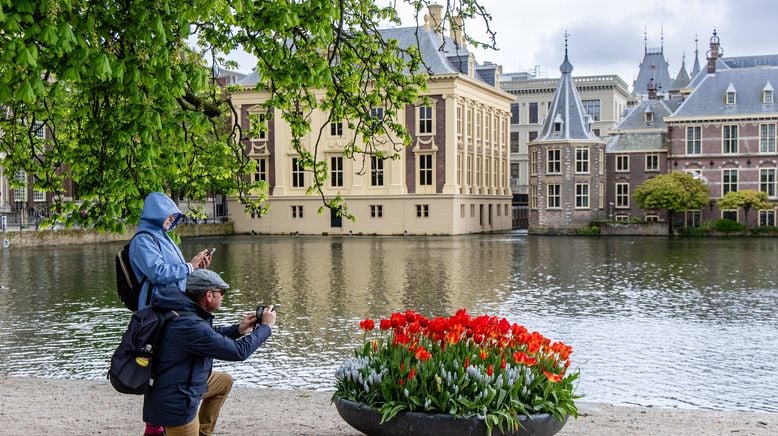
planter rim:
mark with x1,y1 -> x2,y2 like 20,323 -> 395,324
333,396 -> 556,421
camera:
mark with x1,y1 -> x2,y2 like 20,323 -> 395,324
255,304 -> 278,326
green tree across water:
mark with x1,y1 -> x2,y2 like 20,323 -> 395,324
633,172 -> 709,234
0,0 -> 494,232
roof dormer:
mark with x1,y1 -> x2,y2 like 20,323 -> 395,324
553,113 -> 564,133
725,83 -> 736,105
644,106 -> 654,124
763,82 -> 774,104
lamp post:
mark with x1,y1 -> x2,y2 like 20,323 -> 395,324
608,202 -> 614,221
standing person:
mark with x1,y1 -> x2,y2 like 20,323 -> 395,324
144,269 -> 276,436
130,192 -> 211,436
130,192 -> 211,311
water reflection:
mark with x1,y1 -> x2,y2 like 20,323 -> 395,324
0,234 -> 776,412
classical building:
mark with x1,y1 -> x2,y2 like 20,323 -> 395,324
228,5 -> 514,235
500,72 -> 631,212
527,43 -> 608,234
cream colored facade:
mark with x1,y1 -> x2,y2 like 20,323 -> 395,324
229,74 -> 515,235
500,74 -> 632,198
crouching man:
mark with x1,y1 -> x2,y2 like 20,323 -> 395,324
144,269 -> 276,436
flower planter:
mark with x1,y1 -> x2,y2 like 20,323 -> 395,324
334,397 -> 567,436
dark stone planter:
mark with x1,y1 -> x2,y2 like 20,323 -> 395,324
334,397 -> 567,436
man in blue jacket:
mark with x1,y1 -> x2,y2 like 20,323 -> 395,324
130,192 -> 212,312
144,269 -> 275,436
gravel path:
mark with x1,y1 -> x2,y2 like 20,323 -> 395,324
1,376 -> 775,435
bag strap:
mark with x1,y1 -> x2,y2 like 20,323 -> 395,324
130,230 -> 162,307
149,310 -> 198,385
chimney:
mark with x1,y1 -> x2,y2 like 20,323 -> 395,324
427,4 -> 443,32
707,30 -> 721,74
450,16 -> 464,47
647,78 -> 658,100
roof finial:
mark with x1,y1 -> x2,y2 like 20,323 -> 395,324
559,31 -> 573,74
661,25 -> 664,53
644,26 -> 647,54
564,30 -> 569,57
695,33 -> 699,55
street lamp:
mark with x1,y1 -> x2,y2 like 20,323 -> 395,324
608,202 -> 614,221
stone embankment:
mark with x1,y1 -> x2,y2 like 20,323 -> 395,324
0,222 -> 233,247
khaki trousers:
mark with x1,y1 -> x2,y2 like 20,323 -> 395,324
165,371 -> 233,436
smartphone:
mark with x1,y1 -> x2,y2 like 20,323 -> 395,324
208,248 -> 216,256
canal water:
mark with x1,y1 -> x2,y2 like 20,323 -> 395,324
0,234 -> 776,412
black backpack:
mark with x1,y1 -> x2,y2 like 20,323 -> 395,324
116,231 -> 160,311
108,306 -> 194,394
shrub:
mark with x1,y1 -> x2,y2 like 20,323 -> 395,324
678,226 -> 706,237
751,226 -> 778,234
575,225 -> 600,236
713,218 -> 747,233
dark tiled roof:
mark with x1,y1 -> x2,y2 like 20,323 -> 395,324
606,132 -> 666,152
633,50 -> 673,95
672,66 -> 778,117
617,98 -> 682,130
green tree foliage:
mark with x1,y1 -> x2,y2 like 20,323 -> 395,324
0,0 -> 495,232
633,172 -> 709,232
717,190 -> 771,224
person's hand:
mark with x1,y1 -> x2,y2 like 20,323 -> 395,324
238,313 -> 256,335
190,249 -> 210,269
260,305 -> 277,328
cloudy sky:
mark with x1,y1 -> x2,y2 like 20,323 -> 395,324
396,0 -> 778,89
225,0 -> 776,92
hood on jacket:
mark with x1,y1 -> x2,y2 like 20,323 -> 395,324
140,192 -> 183,232
151,285 -> 210,318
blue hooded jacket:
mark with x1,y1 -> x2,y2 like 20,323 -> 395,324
130,192 -> 190,309
143,285 -> 272,426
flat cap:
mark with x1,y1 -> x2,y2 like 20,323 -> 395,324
187,269 -> 230,291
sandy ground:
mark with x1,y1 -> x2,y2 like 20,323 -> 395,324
0,376 -> 776,435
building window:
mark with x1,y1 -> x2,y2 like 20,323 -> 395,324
460,204 -> 465,218
529,102 -> 538,124
456,106 -> 463,137
33,189 -> 45,202
593,128 -> 601,137
504,204 -> 509,216
759,209 -> 775,226
330,121 -> 343,137
330,156 -> 344,187
457,154 -> 463,185
253,158 -> 267,182
685,210 -> 702,227
510,132 -> 519,153
645,154 -> 659,172
14,171 -> 27,202
546,149 -> 561,174
418,105 -> 433,134
510,103 -> 520,124
616,154 -> 629,172
599,149 -> 605,175
760,168 -> 776,197
291,205 -> 304,218
370,205 -> 383,218
575,183 -> 589,209
615,215 -> 629,222
722,169 -> 738,194
575,148 -> 589,174
686,126 -> 701,155
370,107 -> 384,121
764,90 -> 774,104
416,204 -> 430,218
250,113 -> 267,140
470,204 -> 475,217
582,99 -> 601,121
371,156 -> 384,186
726,91 -> 736,105
722,125 -> 738,153
761,124 -> 776,153
466,108 -> 473,139
644,111 -> 654,123
722,210 -> 738,221
530,185 -> 538,209
292,158 -> 305,187
32,121 -> 46,139
615,183 -> 630,208
476,156 -> 482,186
530,150 -> 538,176
475,110 -> 482,142
466,155 -> 473,185
598,183 -> 604,209
419,154 -> 433,186
645,214 -> 659,222
528,131 -> 538,142
547,184 -> 561,208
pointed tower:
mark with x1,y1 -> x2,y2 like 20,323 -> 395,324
691,35 -> 702,77
633,31 -> 673,99
528,34 -> 606,234
671,53 -> 691,91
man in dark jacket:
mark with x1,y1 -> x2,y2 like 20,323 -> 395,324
144,269 -> 275,436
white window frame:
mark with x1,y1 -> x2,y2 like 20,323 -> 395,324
546,149 -> 561,174
616,154 -> 629,172
530,185 -> 538,209
330,156 -> 344,187
575,183 -> 589,209
686,126 -> 701,155
416,204 -> 430,218
249,112 -> 268,140
418,154 -> 434,188
547,184 -> 561,209
722,125 -> 738,154
759,209 -> 775,226
14,170 -> 27,202
370,156 -> 384,186
645,153 -> 659,172
615,182 -> 630,208
370,205 -> 383,218
722,169 -> 738,195
764,90 -> 774,104
726,91 -> 736,105
418,105 -> 434,135
291,157 -> 305,188
760,168 -> 776,198
253,158 -> 268,183
329,121 -> 343,137
760,123 -> 776,153
575,147 -> 589,174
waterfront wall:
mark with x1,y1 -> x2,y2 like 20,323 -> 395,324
0,222 -> 234,247
599,221 -> 667,236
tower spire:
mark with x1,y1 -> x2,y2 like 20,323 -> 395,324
661,25 -> 664,53
560,31 -> 573,74
644,27 -> 647,54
